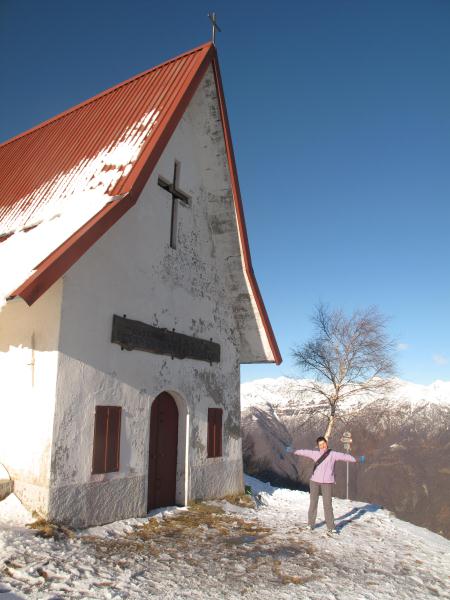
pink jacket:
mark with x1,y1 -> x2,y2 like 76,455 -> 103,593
294,449 -> 356,484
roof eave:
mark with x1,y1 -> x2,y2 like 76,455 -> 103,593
210,51 -> 282,365
11,192 -> 136,306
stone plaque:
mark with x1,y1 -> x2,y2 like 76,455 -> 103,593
111,315 -> 220,363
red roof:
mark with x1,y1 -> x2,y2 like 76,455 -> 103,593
0,43 -> 281,365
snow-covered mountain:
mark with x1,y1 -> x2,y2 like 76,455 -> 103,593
241,377 -> 450,539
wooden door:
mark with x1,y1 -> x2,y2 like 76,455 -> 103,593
147,392 -> 178,511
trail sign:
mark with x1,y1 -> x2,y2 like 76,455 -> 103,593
340,430 -> 352,500
341,431 -> 352,445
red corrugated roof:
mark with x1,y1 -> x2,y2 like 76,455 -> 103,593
0,42 -> 281,364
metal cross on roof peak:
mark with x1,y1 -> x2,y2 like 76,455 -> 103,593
208,12 -> 221,46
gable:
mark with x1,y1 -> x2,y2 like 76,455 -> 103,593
184,67 -> 279,364
0,43 -> 281,365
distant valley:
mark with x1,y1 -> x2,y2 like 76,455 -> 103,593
241,377 -> 450,539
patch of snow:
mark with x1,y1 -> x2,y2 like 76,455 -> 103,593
0,192 -> 116,310
80,505 -> 185,539
0,494 -> 33,528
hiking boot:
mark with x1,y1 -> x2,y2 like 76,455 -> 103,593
327,529 -> 338,535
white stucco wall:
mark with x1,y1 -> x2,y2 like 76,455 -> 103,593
48,68 -> 246,527
0,280 -> 62,515
186,72 -> 275,365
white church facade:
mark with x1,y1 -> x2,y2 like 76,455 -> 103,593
0,43 -> 281,527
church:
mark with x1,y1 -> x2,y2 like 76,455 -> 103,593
0,42 -> 281,527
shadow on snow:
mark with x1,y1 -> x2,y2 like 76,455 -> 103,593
315,503 -> 382,530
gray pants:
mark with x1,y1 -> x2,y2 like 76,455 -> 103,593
308,481 -> 335,530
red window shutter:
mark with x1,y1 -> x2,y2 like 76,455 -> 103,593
92,406 -> 121,474
92,406 -> 108,474
215,409 -> 222,457
207,408 -> 223,458
106,406 -> 121,472
207,409 -> 214,458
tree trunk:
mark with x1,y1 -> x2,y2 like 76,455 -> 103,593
324,414 -> 335,441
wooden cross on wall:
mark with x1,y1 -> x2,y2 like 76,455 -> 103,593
158,161 -> 190,249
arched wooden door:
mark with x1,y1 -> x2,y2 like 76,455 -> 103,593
147,392 -> 178,511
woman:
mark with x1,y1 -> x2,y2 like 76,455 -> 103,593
286,437 -> 364,535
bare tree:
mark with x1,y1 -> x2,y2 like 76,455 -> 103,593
292,304 -> 396,440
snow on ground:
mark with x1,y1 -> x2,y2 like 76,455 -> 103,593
1,477 -> 449,600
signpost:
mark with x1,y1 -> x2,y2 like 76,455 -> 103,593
340,431 -> 352,500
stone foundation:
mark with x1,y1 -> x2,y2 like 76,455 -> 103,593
190,458 -> 244,501
48,475 -> 147,528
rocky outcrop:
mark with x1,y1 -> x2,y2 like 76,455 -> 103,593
241,377 -> 450,539
0,463 -> 13,501
0,480 -> 13,501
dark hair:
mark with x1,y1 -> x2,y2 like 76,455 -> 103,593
316,436 -> 328,445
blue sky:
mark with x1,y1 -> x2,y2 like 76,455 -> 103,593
1,0 -> 450,384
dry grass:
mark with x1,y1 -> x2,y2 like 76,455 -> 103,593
222,493 -> 256,508
82,501 -> 271,561
132,502 -> 270,542
82,535 -> 160,558
272,558 -> 318,586
26,518 -> 74,540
